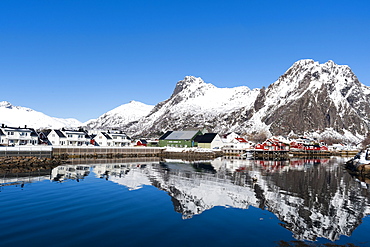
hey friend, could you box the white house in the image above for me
[109,131,131,147]
[0,126,39,146]
[47,129,67,145]
[47,129,90,146]
[93,132,113,146]
[223,132,241,143]
[93,131,131,147]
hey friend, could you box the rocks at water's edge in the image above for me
[0,156,65,174]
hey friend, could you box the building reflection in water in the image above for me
[48,157,370,242]
[51,165,90,182]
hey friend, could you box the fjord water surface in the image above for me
[0,157,369,247]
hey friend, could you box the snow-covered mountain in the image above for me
[122,59,369,143]
[3,59,368,141]
[0,101,82,129]
[85,100,154,130]
[125,76,260,136]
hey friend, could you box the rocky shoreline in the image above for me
[0,156,65,174]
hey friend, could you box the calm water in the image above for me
[1,157,369,247]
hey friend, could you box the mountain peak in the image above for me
[171,76,210,97]
[293,59,316,66]
[325,60,336,66]
[85,101,154,130]
[0,101,13,108]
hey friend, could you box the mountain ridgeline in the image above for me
[110,59,369,142]
[2,59,369,143]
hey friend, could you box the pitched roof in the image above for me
[159,131,173,140]
[55,130,67,138]
[164,131,200,140]
[139,139,148,144]
[101,132,112,140]
[197,133,218,143]
[30,129,38,137]
[193,135,203,143]
[235,138,248,143]
[0,129,5,136]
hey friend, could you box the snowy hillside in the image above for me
[254,59,370,138]
[122,59,370,143]
[85,100,154,130]
[4,59,367,142]
[126,76,260,136]
[0,101,82,129]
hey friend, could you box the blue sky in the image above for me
[1,0,369,122]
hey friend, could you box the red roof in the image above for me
[235,138,248,143]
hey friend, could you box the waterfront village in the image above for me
[0,124,360,156]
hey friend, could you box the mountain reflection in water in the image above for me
[3,157,370,244]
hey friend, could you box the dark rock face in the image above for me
[122,60,370,140]
[260,61,370,136]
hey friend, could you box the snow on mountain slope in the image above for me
[124,60,370,143]
[126,76,260,136]
[0,101,82,129]
[257,59,370,137]
[85,100,154,130]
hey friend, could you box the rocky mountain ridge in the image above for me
[122,59,369,143]
[2,59,369,143]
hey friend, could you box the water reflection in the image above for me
[2,157,370,242]
[51,165,90,182]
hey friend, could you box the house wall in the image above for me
[0,135,5,145]
[111,134,130,147]
[198,143,211,149]
[198,135,224,149]
[48,130,62,145]
[159,130,203,147]
[159,139,196,148]
[210,135,224,149]
[94,132,112,146]
[1,128,38,146]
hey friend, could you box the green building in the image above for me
[159,130,203,148]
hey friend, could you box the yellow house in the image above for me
[196,133,224,149]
